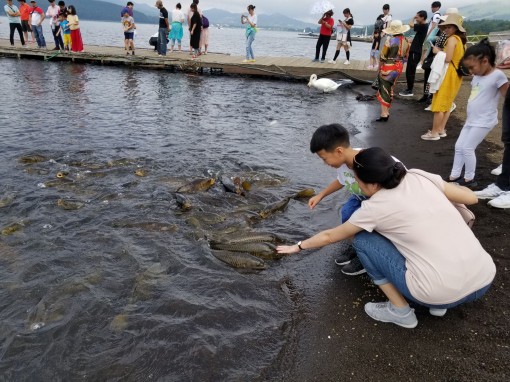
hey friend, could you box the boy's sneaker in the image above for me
[364,302,418,328]
[328,59,336,64]
[399,89,414,97]
[429,308,447,317]
[491,164,503,176]
[320,59,325,63]
[417,94,430,103]
[416,63,422,70]
[474,183,505,199]
[312,58,319,62]
[334,246,356,266]
[343,60,350,65]
[488,192,510,209]
[341,257,366,276]
[424,105,432,111]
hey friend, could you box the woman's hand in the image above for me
[432,46,441,54]
[276,244,300,254]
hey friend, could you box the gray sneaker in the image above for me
[364,302,418,328]
[334,246,356,266]
[341,257,366,275]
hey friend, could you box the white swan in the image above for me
[307,74,353,93]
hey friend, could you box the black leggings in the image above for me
[405,51,421,91]
[9,23,25,46]
[315,34,331,60]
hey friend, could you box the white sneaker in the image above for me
[450,102,456,113]
[429,308,447,317]
[474,183,505,200]
[242,59,249,63]
[364,302,418,329]
[488,192,510,209]
[367,65,374,69]
[491,164,503,176]
[328,59,336,64]
[417,63,422,70]
[343,60,350,65]
[424,105,432,111]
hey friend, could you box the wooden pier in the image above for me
[0,38,386,83]
[2,39,508,82]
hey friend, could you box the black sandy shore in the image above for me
[267,83,510,381]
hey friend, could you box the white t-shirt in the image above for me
[337,150,401,197]
[466,69,508,128]
[348,169,496,305]
[247,14,257,26]
[382,14,392,30]
[30,7,43,25]
[171,9,184,23]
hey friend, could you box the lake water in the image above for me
[0,16,371,60]
[0,18,376,381]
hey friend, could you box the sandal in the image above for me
[421,131,440,141]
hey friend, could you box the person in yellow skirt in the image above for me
[421,14,466,140]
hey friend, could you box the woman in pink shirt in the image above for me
[277,147,495,329]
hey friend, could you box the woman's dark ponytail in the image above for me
[381,162,406,189]
[464,37,496,67]
[353,147,406,189]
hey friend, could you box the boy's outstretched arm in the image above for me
[309,179,343,209]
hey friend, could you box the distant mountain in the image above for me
[459,0,510,20]
[63,0,155,23]
[200,8,317,31]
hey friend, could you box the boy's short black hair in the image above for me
[383,4,390,10]
[310,124,351,153]
[431,1,441,8]
[127,1,134,6]
[417,10,427,19]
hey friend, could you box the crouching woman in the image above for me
[277,147,495,328]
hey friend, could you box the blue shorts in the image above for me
[370,49,380,58]
[340,194,366,223]
[124,32,134,40]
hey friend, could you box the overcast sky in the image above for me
[136,0,483,24]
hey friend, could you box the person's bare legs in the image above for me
[431,110,451,136]
[380,104,390,117]
[378,283,409,307]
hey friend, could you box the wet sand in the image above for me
[270,82,510,381]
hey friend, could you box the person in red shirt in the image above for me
[313,9,334,63]
[17,0,34,44]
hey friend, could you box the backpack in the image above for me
[202,15,209,28]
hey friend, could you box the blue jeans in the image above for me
[157,27,168,55]
[353,231,492,309]
[32,24,46,48]
[246,32,255,59]
[340,194,366,223]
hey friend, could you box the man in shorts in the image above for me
[17,0,33,43]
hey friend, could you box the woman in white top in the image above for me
[278,147,496,329]
[169,2,185,52]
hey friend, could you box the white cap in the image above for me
[439,8,459,21]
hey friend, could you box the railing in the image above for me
[467,33,510,44]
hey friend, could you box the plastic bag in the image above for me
[496,40,510,69]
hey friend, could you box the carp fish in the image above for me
[210,232,283,245]
[57,199,84,210]
[176,178,215,193]
[212,250,267,270]
[209,241,280,260]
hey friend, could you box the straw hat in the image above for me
[439,14,465,33]
[382,20,410,35]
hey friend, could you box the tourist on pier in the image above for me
[155,0,169,56]
[67,5,83,52]
[46,0,62,50]
[121,1,133,17]
[57,0,65,17]
[55,12,69,50]
[277,147,496,329]
[375,20,410,122]
[399,10,428,97]
[122,7,135,55]
[418,1,442,69]
[475,81,510,208]
[189,2,201,58]
[447,39,508,188]
[29,0,46,48]
[379,4,392,46]
[241,4,257,63]
[368,24,381,69]
[169,2,184,52]
[17,0,34,44]
[187,0,201,54]
[200,13,209,54]
[4,0,25,46]
[329,8,353,65]
[421,14,466,140]
[312,9,333,63]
